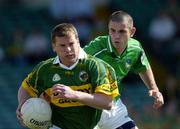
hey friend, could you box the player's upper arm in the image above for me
[132,49,150,73]
[21,61,45,97]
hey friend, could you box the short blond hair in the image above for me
[51,23,79,43]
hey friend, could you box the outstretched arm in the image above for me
[139,66,164,109]
[52,84,113,110]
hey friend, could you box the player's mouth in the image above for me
[114,41,120,44]
[66,54,74,58]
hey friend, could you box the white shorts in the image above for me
[49,125,62,129]
[95,98,133,129]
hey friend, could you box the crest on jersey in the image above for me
[79,71,88,82]
[125,59,131,68]
[52,73,61,82]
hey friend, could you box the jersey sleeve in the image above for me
[103,62,119,98]
[89,58,119,98]
[83,36,105,55]
[21,62,44,97]
[131,48,150,73]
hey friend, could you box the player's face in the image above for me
[108,20,135,52]
[52,34,80,66]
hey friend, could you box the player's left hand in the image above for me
[149,90,164,109]
[16,102,27,127]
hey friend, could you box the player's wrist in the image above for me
[69,90,80,101]
[148,86,159,91]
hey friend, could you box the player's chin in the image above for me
[68,58,77,64]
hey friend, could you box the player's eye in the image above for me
[118,30,127,34]
[69,42,74,46]
[110,29,115,33]
[56,44,65,47]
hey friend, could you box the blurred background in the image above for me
[0,0,179,129]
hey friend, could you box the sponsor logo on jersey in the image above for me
[58,98,77,104]
[110,81,118,91]
[79,71,88,82]
[65,71,74,75]
[52,73,61,82]
[51,84,92,107]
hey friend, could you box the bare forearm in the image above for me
[139,67,164,109]
[52,84,113,110]
[139,67,159,90]
[18,87,31,105]
[73,91,112,110]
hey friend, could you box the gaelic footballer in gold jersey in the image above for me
[16,23,119,129]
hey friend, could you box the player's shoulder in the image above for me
[33,57,55,71]
[98,58,115,72]
[93,35,109,43]
[128,38,143,51]
[84,54,106,67]
[85,54,99,62]
[95,35,108,40]
[94,57,111,67]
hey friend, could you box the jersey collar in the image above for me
[53,48,87,70]
[107,36,113,52]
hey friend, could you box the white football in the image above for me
[21,98,52,129]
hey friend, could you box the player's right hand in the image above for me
[40,92,51,103]
[149,90,164,109]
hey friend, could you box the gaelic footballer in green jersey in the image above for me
[17,23,119,129]
[84,10,163,129]
[21,49,119,129]
[84,36,150,129]
[84,36,150,92]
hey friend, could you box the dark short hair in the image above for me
[109,11,134,28]
[51,23,79,43]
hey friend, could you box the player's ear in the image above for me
[52,42,56,52]
[130,27,136,37]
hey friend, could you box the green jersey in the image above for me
[21,52,119,129]
[84,36,150,92]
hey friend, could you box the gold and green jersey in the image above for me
[21,53,119,129]
[84,36,150,92]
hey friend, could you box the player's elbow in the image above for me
[94,94,113,110]
[98,102,112,110]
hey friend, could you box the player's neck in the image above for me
[116,45,127,55]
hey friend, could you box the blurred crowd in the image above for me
[0,0,180,128]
